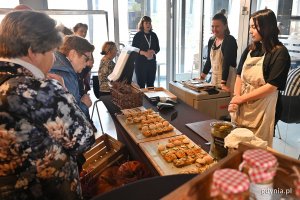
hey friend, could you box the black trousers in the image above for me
[135,59,157,88]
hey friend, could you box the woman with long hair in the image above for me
[229,9,291,147]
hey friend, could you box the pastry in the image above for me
[162,121,169,127]
[157,144,165,152]
[173,140,182,146]
[164,152,177,163]
[166,143,175,148]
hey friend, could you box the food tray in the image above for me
[116,114,182,144]
[141,87,177,101]
[162,143,300,200]
[120,106,146,116]
[182,80,214,92]
[139,135,215,176]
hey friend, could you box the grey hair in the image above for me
[0,10,62,58]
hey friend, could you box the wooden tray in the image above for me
[141,87,177,101]
[185,119,218,142]
[116,114,182,144]
[120,106,146,116]
[139,135,215,176]
[182,80,214,92]
[162,143,300,200]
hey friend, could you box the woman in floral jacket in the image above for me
[0,11,95,200]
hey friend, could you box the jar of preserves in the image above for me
[209,121,235,160]
[239,149,278,200]
[210,168,250,200]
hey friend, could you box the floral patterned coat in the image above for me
[0,61,95,200]
[98,58,115,92]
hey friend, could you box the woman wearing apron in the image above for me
[201,12,238,92]
[229,9,290,147]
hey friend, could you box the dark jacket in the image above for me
[132,31,160,63]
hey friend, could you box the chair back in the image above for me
[92,75,100,99]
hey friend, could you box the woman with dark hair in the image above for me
[0,11,95,199]
[228,9,290,147]
[201,12,238,92]
[98,41,117,95]
[132,16,160,88]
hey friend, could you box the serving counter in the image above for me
[99,94,213,176]
[169,81,231,119]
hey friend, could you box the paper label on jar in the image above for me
[250,182,273,200]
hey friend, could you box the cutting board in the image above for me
[116,114,182,144]
[185,119,218,142]
[139,135,213,176]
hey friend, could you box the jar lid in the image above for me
[211,168,250,196]
[242,149,277,169]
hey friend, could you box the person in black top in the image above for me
[228,9,290,147]
[200,12,237,92]
[132,16,160,88]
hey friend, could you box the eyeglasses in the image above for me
[82,54,90,62]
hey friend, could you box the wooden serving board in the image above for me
[185,119,218,142]
[141,87,177,101]
[139,135,212,176]
[120,106,146,116]
[116,114,182,144]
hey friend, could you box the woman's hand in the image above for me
[221,84,230,92]
[81,94,92,108]
[140,50,155,59]
[146,50,154,59]
[47,73,66,89]
[200,73,206,80]
[228,103,238,112]
[230,95,244,105]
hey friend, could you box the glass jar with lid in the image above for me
[209,121,235,160]
[210,168,250,200]
[239,149,278,200]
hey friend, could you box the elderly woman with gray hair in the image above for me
[50,35,95,120]
[0,11,95,199]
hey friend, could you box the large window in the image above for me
[173,0,241,82]
[174,0,202,81]
[48,0,88,9]
[0,1,19,21]
[47,0,113,72]
[118,0,167,87]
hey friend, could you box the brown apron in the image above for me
[210,39,236,93]
[231,52,277,146]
